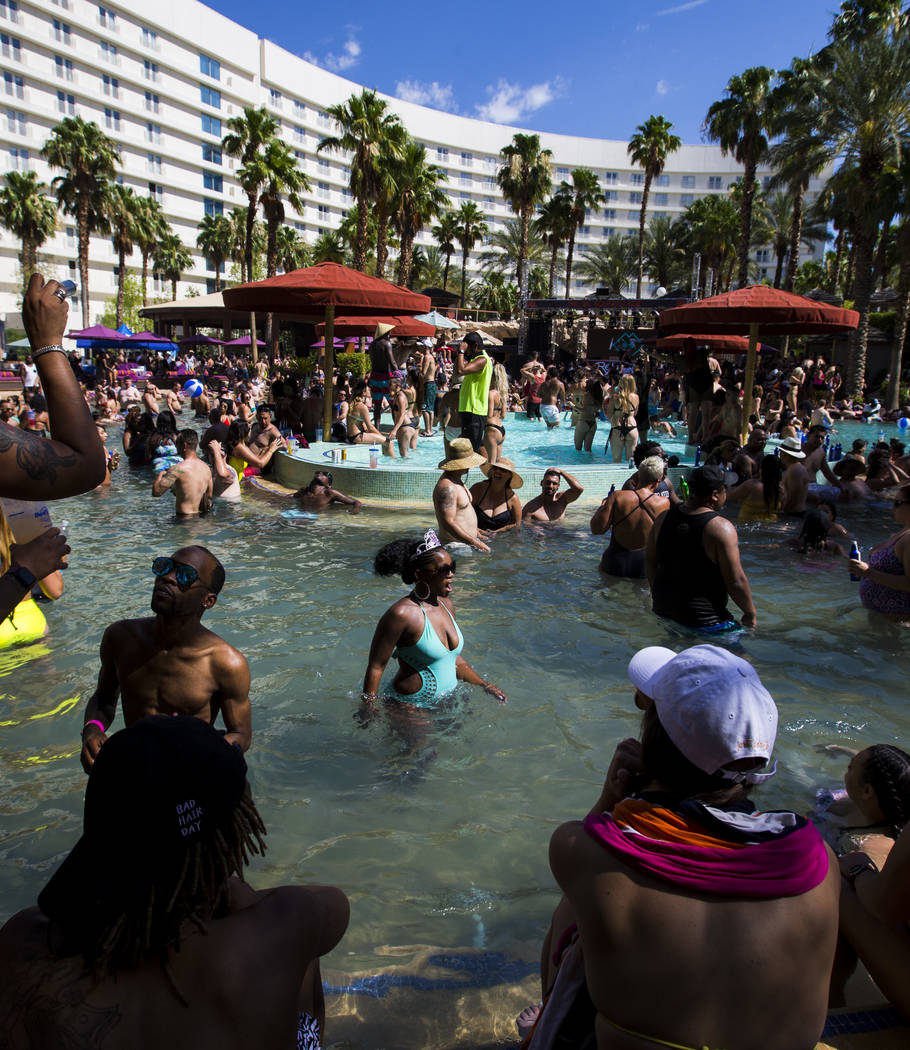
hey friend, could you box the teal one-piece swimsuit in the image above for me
[390,601,464,707]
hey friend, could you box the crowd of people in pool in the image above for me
[3,274,910,1049]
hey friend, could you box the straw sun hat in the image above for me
[479,457,524,489]
[438,438,486,471]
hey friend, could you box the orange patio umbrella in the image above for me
[658,286,859,442]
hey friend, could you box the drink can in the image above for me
[331,448,342,464]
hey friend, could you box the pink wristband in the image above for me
[83,719,105,735]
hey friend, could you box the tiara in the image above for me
[410,528,442,560]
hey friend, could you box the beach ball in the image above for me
[183,379,203,398]
[898,416,909,431]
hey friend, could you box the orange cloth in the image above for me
[612,798,746,851]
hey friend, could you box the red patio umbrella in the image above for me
[658,286,859,442]
[223,262,430,440]
[655,334,751,354]
[315,315,435,339]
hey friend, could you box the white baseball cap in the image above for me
[626,645,778,784]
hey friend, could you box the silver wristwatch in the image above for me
[32,344,66,360]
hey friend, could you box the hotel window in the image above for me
[3,72,23,98]
[7,108,26,134]
[102,74,119,97]
[201,114,220,136]
[0,0,19,22]
[318,181,329,199]
[200,85,220,108]
[756,248,771,263]
[294,149,305,163]
[317,156,329,170]
[203,198,223,216]
[55,55,73,79]
[147,152,161,173]
[461,151,472,166]
[144,91,159,113]
[143,60,159,81]
[631,173,644,185]
[202,143,221,165]
[294,125,305,142]
[317,204,329,220]
[317,109,329,125]
[294,99,305,116]
[460,173,470,185]
[602,227,615,237]
[680,193,694,206]
[294,221,305,232]
[98,5,116,29]
[100,41,118,63]
[436,146,448,159]
[629,192,643,205]
[603,172,618,184]
[603,208,616,220]
[269,88,282,107]
[148,182,163,202]
[146,122,160,144]
[199,54,220,80]
[656,174,670,187]
[141,27,157,49]
[707,175,723,190]
[51,0,70,6]
[9,145,27,169]
[103,107,120,131]
[604,190,617,202]
[557,167,568,177]
[627,210,639,220]
[203,171,222,192]
[654,193,668,207]
[52,20,70,44]
[681,174,695,188]
[57,90,75,115]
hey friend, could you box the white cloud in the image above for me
[635,22,651,31]
[476,78,566,124]
[303,35,362,73]
[656,79,670,96]
[395,79,458,113]
[655,0,708,14]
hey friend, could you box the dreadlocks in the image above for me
[863,744,910,839]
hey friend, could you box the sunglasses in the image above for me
[424,560,456,577]
[152,556,201,590]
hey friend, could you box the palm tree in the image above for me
[808,29,910,396]
[222,106,280,283]
[758,191,828,288]
[432,212,459,291]
[562,168,606,299]
[678,194,741,290]
[153,232,193,300]
[576,237,637,293]
[411,246,446,288]
[642,214,687,291]
[887,153,910,410]
[196,213,233,292]
[481,217,548,283]
[227,207,249,282]
[475,273,518,318]
[453,201,488,309]
[373,123,408,278]
[258,141,310,278]
[133,196,167,306]
[311,229,345,264]
[627,116,681,299]
[41,116,120,324]
[317,89,405,272]
[274,225,310,272]
[496,133,553,293]
[393,142,447,288]
[0,171,58,294]
[106,183,142,325]
[533,189,572,296]
[704,66,775,288]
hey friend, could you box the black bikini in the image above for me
[474,481,514,531]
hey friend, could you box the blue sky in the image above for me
[209,0,839,143]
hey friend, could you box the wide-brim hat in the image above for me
[374,322,395,338]
[777,436,806,459]
[479,457,523,489]
[438,437,486,471]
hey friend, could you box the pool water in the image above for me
[0,427,907,1048]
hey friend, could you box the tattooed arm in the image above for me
[0,274,107,500]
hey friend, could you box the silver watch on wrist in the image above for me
[32,344,66,360]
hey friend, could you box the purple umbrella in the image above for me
[222,335,265,347]
[68,324,125,341]
[309,337,346,349]
[178,334,224,346]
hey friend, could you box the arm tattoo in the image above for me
[0,424,76,484]
[438,487,457,509]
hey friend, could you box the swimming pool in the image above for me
[0,426,906,1047]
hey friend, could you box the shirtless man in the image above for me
[742,424,768,468]
[540,645,838,1050]
[591,456,669,577]
[118,377,141,410]
[438,385,463,460]
[522,468,584,524]
[79,545,252,772]
[294,470,362,513]
[2,716,348,1050]
[779,436,810,515]
[802,424,840,486]
[368,335,397,427]
[419,345,438,436]
[833,458,875,502]
[152,429,214,516]
[164,385,183,416]
[385,376,418,458]
[249,405,285,458]
[538,367,566,429]
[142,382,161,416]
[432,437,490,553]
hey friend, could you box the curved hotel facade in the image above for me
[0,0,827,328]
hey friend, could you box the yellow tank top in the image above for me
[458,353,492,416]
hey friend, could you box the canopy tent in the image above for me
[222,335,266,348]
[178,334,223,346]
[68,324,126,351]
[658,286,859,442]
[223,262,430,442]
[126,330,178,352]
[314,315,435,339]
[5,336,32,349]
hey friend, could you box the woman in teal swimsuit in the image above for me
[362,529,507,710]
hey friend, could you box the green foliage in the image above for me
[289,352,369,379]
[869,310,896,337]
[99,272,144,330]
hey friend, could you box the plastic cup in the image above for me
[314,427,323,443]
[369,447,379,468]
